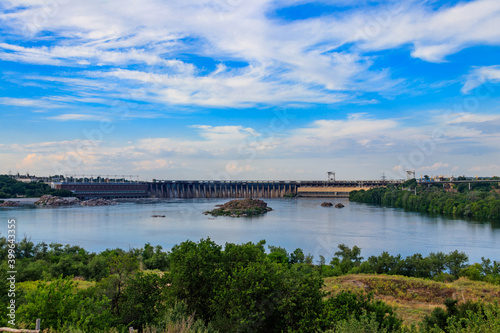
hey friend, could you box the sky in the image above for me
[1,0,500,181]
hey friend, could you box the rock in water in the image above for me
[34,195,78,206]
[335,203,345,208]
[321,202,333,207]
[80,198,115,206]
[205,198,272,217]
[0,201,19,207]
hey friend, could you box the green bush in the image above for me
[320,291,401,332]
[17,277,113,331]
[423,298,483,332]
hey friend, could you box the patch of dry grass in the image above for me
[323,274,500,326]
[17,278,95,292]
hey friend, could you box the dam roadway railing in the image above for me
[147,180,403,199]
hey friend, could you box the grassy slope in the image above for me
[323,274,500,326]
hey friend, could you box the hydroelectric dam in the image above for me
[147,180,403,199]
[53,178,402,199]
[53,177,498,200]
[52,173,499,200]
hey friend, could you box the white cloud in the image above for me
[1,0,498,109]
[0,0,399,107]
[0,97,39,107]
[2,109,500,179]
[225,162,255,175]
[462,65,500,93]
[355,0,500,62]
[15,151,101,173]
[0,97,62,108]
[410,44,460,63]
[1,140,99,153]
[133,159,174,171]
[468,164,500,173]
[287,113,400,152]
[445,112,500,124]
[417,162,450,172]
[190,125,259,141]
[135,125,266,156]
[0,42,189,67]
[47,113,108,121]
[97,65,349,107]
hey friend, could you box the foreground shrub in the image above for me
[319,291,401,332]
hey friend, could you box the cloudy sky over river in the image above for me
[1,0,500,180]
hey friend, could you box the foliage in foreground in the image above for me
[1,237,499,332]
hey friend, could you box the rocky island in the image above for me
[204,198,272,217]
[34,195,78,206]
[33,195,115,206]
[0,200,19,207]
[80,198,115,206]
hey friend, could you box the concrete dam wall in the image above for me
[148,181,298,198]
[147,180,396,198]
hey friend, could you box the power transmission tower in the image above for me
[406,170,415,180]
[327,171,335,182]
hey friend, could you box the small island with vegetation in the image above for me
[204,198,272,217]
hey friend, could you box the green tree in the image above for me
[267,245,289,264]
[212,261,285,332]
[330,244,364,274]
[141,243,170,271]
[290,248,305,264]
[120,271,170,330]
[445,250,468,278]
[17,277,113,331]
[168,238,223,323]
[366,252,400,274]
[101,251,140,316]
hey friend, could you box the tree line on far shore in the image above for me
[0,175,74,199]
[350,179,500,221]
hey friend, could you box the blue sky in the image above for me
[1,0,500,180]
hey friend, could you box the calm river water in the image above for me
[1,198,499,263]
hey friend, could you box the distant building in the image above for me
[51,182,149,199]
[15,178,37,183]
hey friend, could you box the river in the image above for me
[1,198,499,263]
